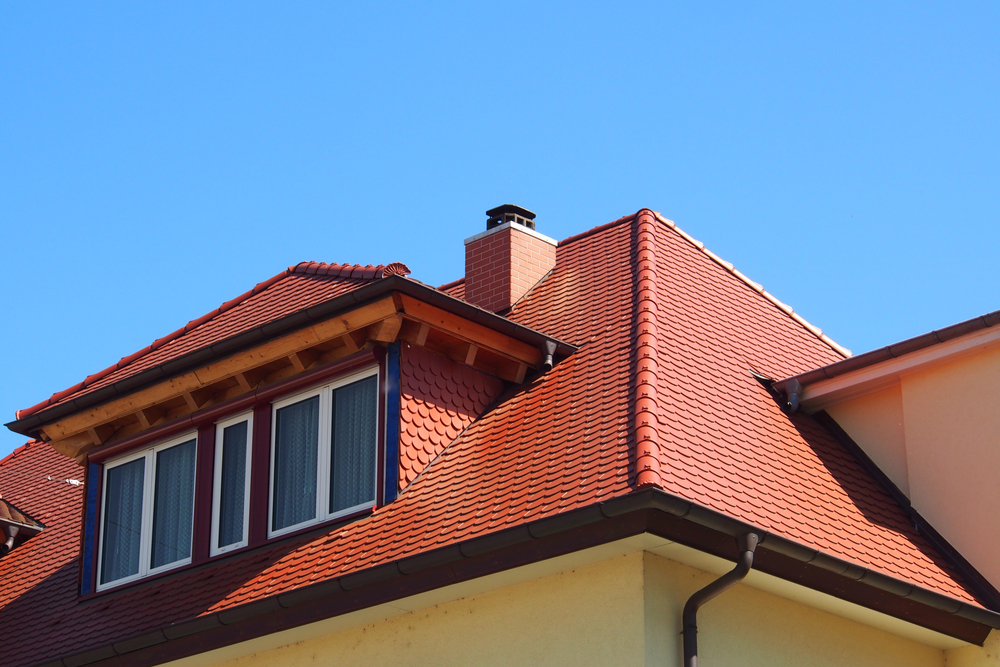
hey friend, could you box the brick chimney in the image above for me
[464,205,557,313]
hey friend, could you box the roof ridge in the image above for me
[437,276,465,291]
[15,261,410,420]
[557,212,638,247]
[633,211,663,489]
[291,261,411,280]
[0,440,38,468]
[651,211,852,359]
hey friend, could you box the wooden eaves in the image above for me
[6,277,576,464]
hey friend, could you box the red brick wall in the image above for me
[398,343,505,490]
[464,225,557,312]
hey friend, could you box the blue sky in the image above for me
[2,2,998,457]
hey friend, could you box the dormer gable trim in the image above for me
[9,278,575,465]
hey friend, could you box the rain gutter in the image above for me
[42,488,1000,667]
[774,308,1000,412]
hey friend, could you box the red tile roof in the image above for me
[437,277,465,300]
[0,210,990,665]
[15,262,410,420]
[0,442,83,638]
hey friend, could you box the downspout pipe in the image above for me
[0,525,19,557]
[682,532,759,667]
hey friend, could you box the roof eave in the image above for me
[6,276,577,438]
[774,309,1000,412]
[46,489,1000,667]
[0,517,44,537]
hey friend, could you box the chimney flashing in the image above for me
[464,221,558,247]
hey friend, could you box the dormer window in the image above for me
[211,412,253,556]
[89,360,386,593]
[98,433,197,589]
[269,368,378,537]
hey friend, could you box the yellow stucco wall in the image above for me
[642,552,943,667]
[827,384,909,495]
[182,550,1000,667]
[947,631,1000,666]
[199,553,647,667]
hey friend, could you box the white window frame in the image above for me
[210,411,254,557]
[268,366,380,538]
[96,431,198,591]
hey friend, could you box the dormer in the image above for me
[774,310,1000,593]
[6,259,573,594]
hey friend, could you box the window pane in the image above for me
[330,376,378,514]
[100,458,145,585]
[218,421,249,549]
[273,396,319,531]
[150,439,197,569]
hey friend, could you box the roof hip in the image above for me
[634,210,663,489]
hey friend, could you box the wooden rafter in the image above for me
[235,372,253,393]
[464,344,479,367]
[41,297,401,459]
[87,425,115,446]
[414,322,430,347]
[397,295,541,367]
[367,315,403,343]
[41,291,555,461]
[288,352,306,373]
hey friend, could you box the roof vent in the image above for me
[486,204,536,231]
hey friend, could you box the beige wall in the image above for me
[827,384,909,495]
[828,345,1000,591]
[947,631,1000,666]
[903,346,1000,590]
[180,549,1000,667]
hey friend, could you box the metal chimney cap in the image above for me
[486,204,536,220]
[486,204,537,231]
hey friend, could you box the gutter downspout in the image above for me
[0,525,19,557]
[682,532,759,667]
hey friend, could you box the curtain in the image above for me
[100,458,145,584]
[273,396,319,531]
[330,376,377,514]
[150,439,196,569]
[218,420,248,548]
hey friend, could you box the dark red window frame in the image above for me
[82,347,387,598]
